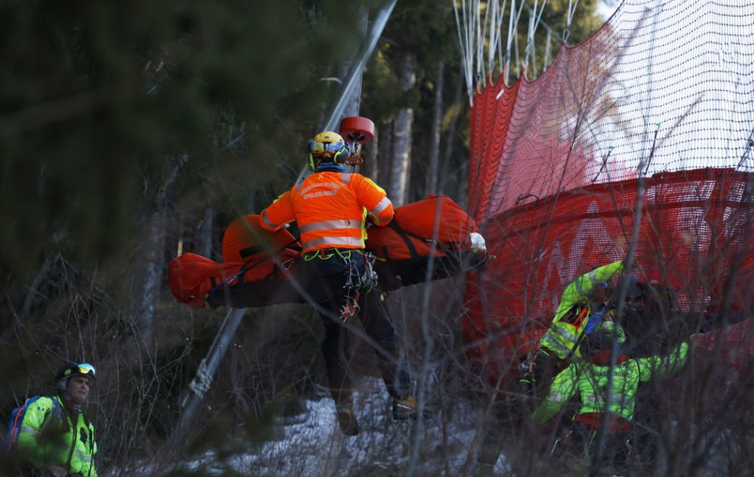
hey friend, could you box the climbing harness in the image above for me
[302,248,380,323]
[340,251,379,322]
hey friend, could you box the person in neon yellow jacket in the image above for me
[539,259,626,360]
[13,363,98,477]
[522,259,627,391]
[532,322,690,462]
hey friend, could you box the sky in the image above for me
[596,0,621,21]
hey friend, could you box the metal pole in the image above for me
[295,0,398,184]
[174,308,246,439]
[171,0,398,446]
[322,1,396,131]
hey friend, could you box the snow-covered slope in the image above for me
[181,378,510,476]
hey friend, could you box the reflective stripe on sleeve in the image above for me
[541,324,580,358]
[541,336,575,359]
[549,392,567,402]
[299,220,362,234]
[550,323,579,343]
[260,210,279,229]
[75,450,93,463]
[19,426,38,436]
[302,236,364,250]
[370,197,391,216]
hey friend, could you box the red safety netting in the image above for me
[462,0,754,385]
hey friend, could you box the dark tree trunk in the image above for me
[196,206,214,259]
[132,157,182,350]
[364,126,380,181]
[377,120,393,188]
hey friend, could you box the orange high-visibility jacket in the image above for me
[259,171,394,253]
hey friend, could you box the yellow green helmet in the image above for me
[308,131,349,171]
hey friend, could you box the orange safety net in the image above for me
[461,0,754,385]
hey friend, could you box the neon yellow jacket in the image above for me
[17,395,97,477]
[532,342,690,424]
[539,260,624,359]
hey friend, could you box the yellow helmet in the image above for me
[308,131,349,171]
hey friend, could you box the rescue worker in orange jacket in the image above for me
[259,131,414,436]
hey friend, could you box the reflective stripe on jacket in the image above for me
[532,342,690,424]
[540,260,624,359]
[259,172,394,253]
[17,395,97,477]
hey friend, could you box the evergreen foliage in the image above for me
[0,0,373,274]
[0,0,619,474]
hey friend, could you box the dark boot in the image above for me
[392,395,434,420]
[336,403,359,436]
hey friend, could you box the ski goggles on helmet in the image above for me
[65,363,96,378]
[308,140,346,158]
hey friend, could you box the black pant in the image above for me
[567,422,633,468]
[520,349,568,404]
[297,250,410,406]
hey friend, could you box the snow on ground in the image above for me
[181,377,510,476]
